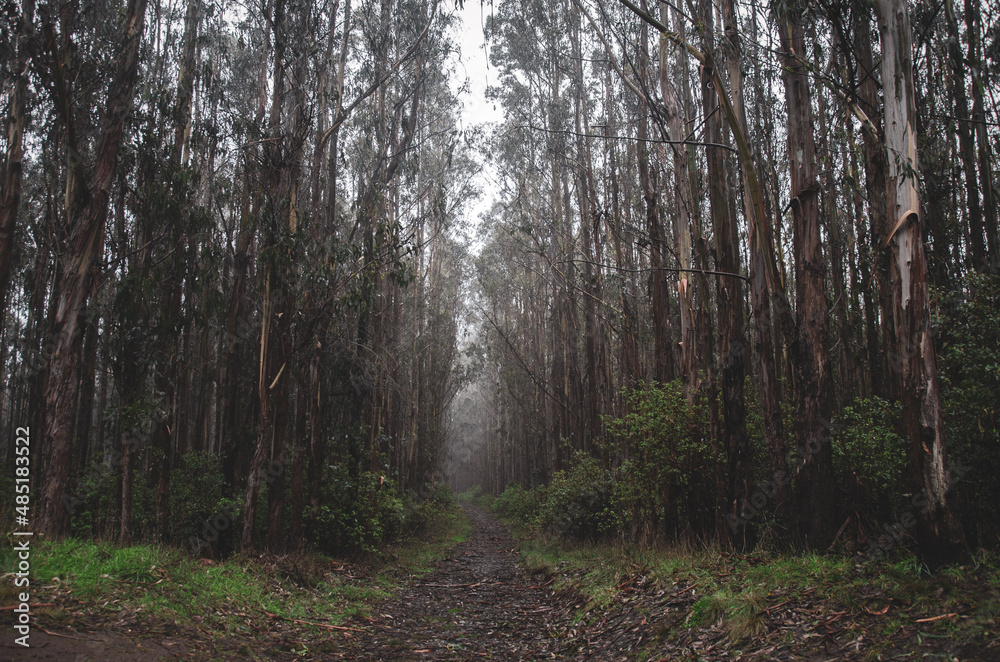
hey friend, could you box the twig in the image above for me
[828,515,854,551]
[263,611,365,632]
[821,611,847,627]
[763,599,792,614]
[617,576,636,589]
[915,613,957,623]
[0,603,56,610]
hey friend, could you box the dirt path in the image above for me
[339,505,568,660]
[2,507,591,661]
[7,507,997,660]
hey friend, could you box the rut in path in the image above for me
[343,506,571,661]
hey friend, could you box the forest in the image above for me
[1,0,1000,655]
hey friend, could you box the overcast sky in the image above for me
[452,1,502,127]
[450,1,503,247]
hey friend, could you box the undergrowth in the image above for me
[517,536,1000,653]
[0,497,469,637]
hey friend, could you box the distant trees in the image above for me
[457,0,998,566]
[1,0,470,554]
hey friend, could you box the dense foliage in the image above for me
[445,0,1000,565]
[0,0,471,555]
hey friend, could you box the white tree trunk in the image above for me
[877,0,967,568]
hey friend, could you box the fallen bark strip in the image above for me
[763,599,792,613]
[262,610,366,632]
[915,613,957,623]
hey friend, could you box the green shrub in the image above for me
[402,498,437,536]
[603,380,718,541]
[831,396,907,522]
[169,451,229,546]
[305,468,405,554]
[430,482,456,507]
[936,273,1000,544]
[70,462,126,538]
[402,483,456,536]
[492,483,539,525]
[537,452,618,541]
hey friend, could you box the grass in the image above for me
[514,534,1000,653]
[0,500,471,639]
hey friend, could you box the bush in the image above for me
[936,273,1000,544]
[305,467,405,554]
[169,451,229,546]
[537,452,618,541]
[603,380,718,541]
[492,483,539,525]
[402,484,457,536]
[831,397,907,523]
[430,482,456,507]
[62,453,158,541]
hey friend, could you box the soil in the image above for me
[337,505,567,660]
[4,506,999,661]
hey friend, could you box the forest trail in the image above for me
[8,507,995,660]
[2,508,665,661]
[340,505,568,660]
[340,506,702,661]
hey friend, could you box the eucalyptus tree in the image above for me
[0,0,32,318]
[876,0,968,567]
[772,0,838,549]
[38,0,150,538]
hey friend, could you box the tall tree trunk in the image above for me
[722,0,789,527]
[697,0,750,550]
[943,0,985,271]
[814,49,854,401]
[0,0,33,315]
[660,4,696,400]
[243,0,289,551]
[853,12,893,399]
[570,3,601,450]
[38,0,149,538]
[152,0,201,543]
[676,5,721,536]
[876,0,968,568]
[964,0,998,271]
[776,3,837,549]
[267,17,310,552]
[289,379,307,547]
[637,17,670,386]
